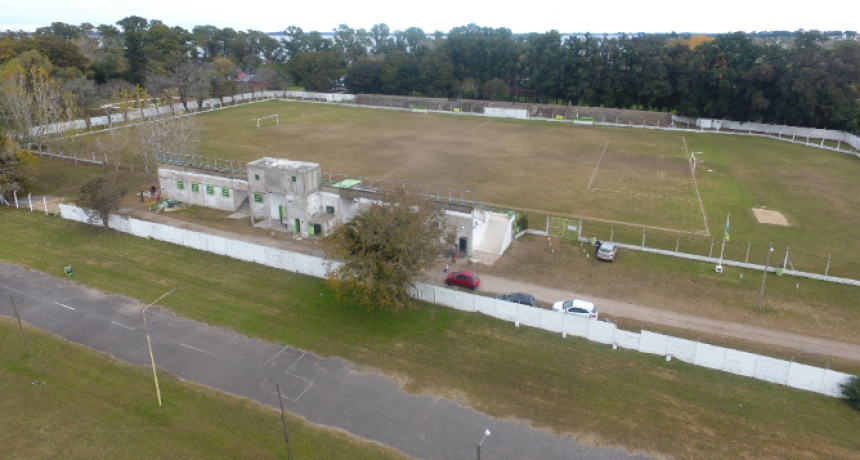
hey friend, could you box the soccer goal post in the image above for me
[253,115,279,128]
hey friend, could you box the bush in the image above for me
[842,376,860,409]
[515,212,529,232]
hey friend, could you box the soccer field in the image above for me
[191,101,860,277]
[196,101,707,233]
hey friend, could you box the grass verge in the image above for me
[0,317,409,459]
[1,210,859,459]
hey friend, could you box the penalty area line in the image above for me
[683,136,710,237]
[587,141,610,189]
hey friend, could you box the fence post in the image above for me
[43,197,48,215]
[745,243,750,263]
[610,225,614,242]
[675,234,680,253]
[641,230,646,248]
[709,239,714,258]
[545,215,549,234]
[27,194,32,212]
[825,255,831,276]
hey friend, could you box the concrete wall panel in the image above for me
[638,330,669,356]
[614,330,640,350]
[540,310,565,333]
[129,219,154,239]
[185,231,206,251]
[225,239,255,262]
[787,362,827,393]
[475,296,496,317]
[564,315,590,338]
[453,291,477,312]
[205,234,228,255]
[722,349,758,377]
[693,343,728,370]
[494,301,518,323]
[667,337,698,363]
[587,320,616,345]
[517,305,542,328]
[434,287,456,308]
[754,356,791,385]
[821,370,853,398]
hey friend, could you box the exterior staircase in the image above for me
[472,213,514,264]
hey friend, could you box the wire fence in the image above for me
[156,152,246,177]
[569,219,860,281]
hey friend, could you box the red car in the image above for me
[445,270,480,290]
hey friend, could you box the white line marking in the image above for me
[111,321,135,330]
[54,302,74,310]
[179,343,211,354]
[270,379,315,403]
[293,381,313,402]
[263,346,291,366]
[587,141,610,189]
[286,351,307,373]
[4,287,25,294]
[683,137,710,236]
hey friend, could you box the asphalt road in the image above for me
[0,263,654,460]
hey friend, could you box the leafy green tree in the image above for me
[323,189,454,311]
[419,50,454,97]
[370,23,392,54]
[286,51,340,91]
[345,57,382,93]
[380,51,419,95]
[116,16,148,85]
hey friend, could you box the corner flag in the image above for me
[723,213,730,242]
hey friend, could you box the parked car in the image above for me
[496,292,537,307]
[445,270,480,290]
[596,242,618,261]
[552,299,598,320]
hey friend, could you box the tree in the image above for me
[0,61,67,149]
[0,134,39,202]
[63,77,99,128]
[323,189,455,311]
[286,51,340,91]
[345,57,382,94]
[76,176,127,228]
[842,376,860,410]
[419,50,454,97]
[117,16,149,85]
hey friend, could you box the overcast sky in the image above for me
[4,0,859,34]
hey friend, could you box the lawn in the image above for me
[2,209,859,459]
[0,317,410,459]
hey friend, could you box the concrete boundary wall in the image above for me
[52,204,855,398]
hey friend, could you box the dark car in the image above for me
[445,270,480,290]
[496,292,537,307]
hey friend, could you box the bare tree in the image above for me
[0,62,65,150]
[77,176,127,228]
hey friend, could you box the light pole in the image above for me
[142,288,177,406]
[758,246,774,310]
[477,429,491,460]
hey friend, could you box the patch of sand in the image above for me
[752,208,789,226]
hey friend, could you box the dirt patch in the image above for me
[752,207,789,226]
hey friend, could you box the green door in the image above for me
[279,206,285,221]
[294,218,300,233]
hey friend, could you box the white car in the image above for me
[552,299,598,320]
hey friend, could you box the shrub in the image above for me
[841,376,860,410]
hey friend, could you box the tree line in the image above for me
[1,19,859,135]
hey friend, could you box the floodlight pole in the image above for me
[477,429,491,460]
[142,288,177,406]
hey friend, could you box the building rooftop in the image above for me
[246,157,319,172]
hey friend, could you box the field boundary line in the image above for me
[478,201,704,235]
[683,137,710,237]
[587,141,610,189]
[380,120,490,179]
[588,187,700,202]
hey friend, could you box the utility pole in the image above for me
[758,245,774,309]
[11,297,33,358]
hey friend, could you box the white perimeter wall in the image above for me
[57,203,855,399]
[484,107,529,119]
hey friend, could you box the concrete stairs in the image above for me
[475,214,511,255]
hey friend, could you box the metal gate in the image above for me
[547,217,581,240]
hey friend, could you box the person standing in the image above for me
[139,191,144,202]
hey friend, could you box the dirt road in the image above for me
[468,274,860,363]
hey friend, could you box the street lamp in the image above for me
[142,288,177,406]
[758,246,774,310]
[477,429,491,460]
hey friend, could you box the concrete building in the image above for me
[158,156,515,261]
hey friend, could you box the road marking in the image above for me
[3,287,25,294]
[263,346,291,366]
[286,351,307,373]
[587,141,610,189]
[111,321,135,330]
[54,302,74,310]
[179,343,210,354]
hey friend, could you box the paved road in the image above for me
[0,263,653,460]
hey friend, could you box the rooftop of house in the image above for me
[247,157,319,172]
